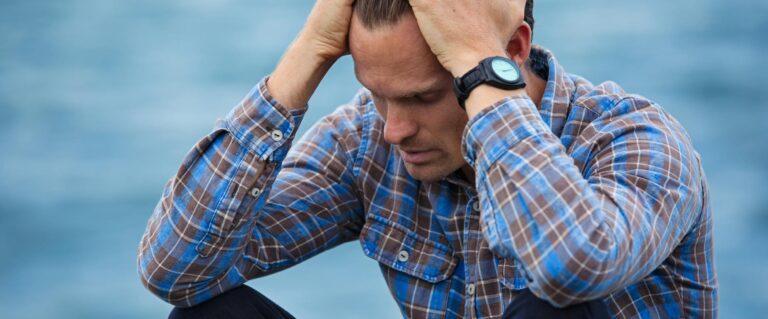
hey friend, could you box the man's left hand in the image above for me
[407,0,526,77]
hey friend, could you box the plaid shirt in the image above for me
[138,47,716,318]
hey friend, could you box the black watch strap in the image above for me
[453,56,526,109]
[453,67,486,109]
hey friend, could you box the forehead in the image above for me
[349,12,450,98]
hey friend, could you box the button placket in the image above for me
[466,282,478,318]
[472,200,480,212]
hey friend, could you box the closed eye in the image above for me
[416,91,442,104]
[370,88,446,107]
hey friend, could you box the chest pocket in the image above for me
[359,214,457,283]
[497,257,529,290]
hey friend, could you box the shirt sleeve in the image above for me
[137,78,365,307]
[463,96,705,306]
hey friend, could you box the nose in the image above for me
[383,104,418,145]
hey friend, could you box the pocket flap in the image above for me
[360,214,456,283]
[498,257,528,290]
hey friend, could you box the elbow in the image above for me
[525,266,600,307]
[138,262,218,307]
[137,254,198,307]
[526,262,618,308]
[137,203,211,307]
[137,242,237,308]
[138,270,176,306]
[525,232,626,307]
[137,240,210,307]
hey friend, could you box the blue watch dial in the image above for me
[491,58,520,82]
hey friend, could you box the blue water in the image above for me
[1,0,766,318]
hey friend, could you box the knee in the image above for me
[503,289,611,319]
[168,285,293,319]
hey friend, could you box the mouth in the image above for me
[400,148,437,164]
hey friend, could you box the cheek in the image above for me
[447,115,469,150]
[430,103,469,148]
[438,103,469,135]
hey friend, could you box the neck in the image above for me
[460,164,475,185]
[522,66,546,109]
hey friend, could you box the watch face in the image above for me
[491,58,520,82]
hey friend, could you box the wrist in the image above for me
[295,32,345,66]
[448,48,508,77]
[268,39,336,110]
[464,86,526,119]
[452,55,528,118]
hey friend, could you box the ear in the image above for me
[505,22,533,66]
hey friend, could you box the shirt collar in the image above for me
[532,45,577,137]
[444,170,474,189]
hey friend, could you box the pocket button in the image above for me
[397,250,410,262]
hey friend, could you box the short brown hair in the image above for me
[353,0,546,79]
[354,0,535,35]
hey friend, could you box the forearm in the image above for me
[268,0,354,109]
[268,36,336,110]
[467,97,701,306]
[138,0,357,306]
[138,81,306,306]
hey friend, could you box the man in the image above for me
[138,0,717,318]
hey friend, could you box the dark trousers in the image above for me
[169,285,610,319]
[502,289,611,319]
[168,286,295,319]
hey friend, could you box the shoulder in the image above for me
[290,89,379,163]
[302,89,373,139]
[569,77,694,146]
[571,78,650,117]
[567,77,703,189]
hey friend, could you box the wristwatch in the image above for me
[453,56,526,109]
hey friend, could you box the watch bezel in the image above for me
[486,57,523,87]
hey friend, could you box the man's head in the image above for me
[350,0,537,182]
[354,0,535,34]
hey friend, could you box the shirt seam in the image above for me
[195,144,248,255]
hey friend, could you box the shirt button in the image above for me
[472,201,480,212]
[270,130,284,142]
[250,187,261,197]
[467,283,476,295]
[397,250,409,262]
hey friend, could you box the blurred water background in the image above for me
[1,0,766,318]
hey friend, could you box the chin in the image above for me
[404,162,456,183]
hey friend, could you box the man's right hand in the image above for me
[300,0,355,62]
[268,0,354,110]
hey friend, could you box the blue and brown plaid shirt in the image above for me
[138,47,717,318]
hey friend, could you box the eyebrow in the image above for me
[366,78,446,100]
